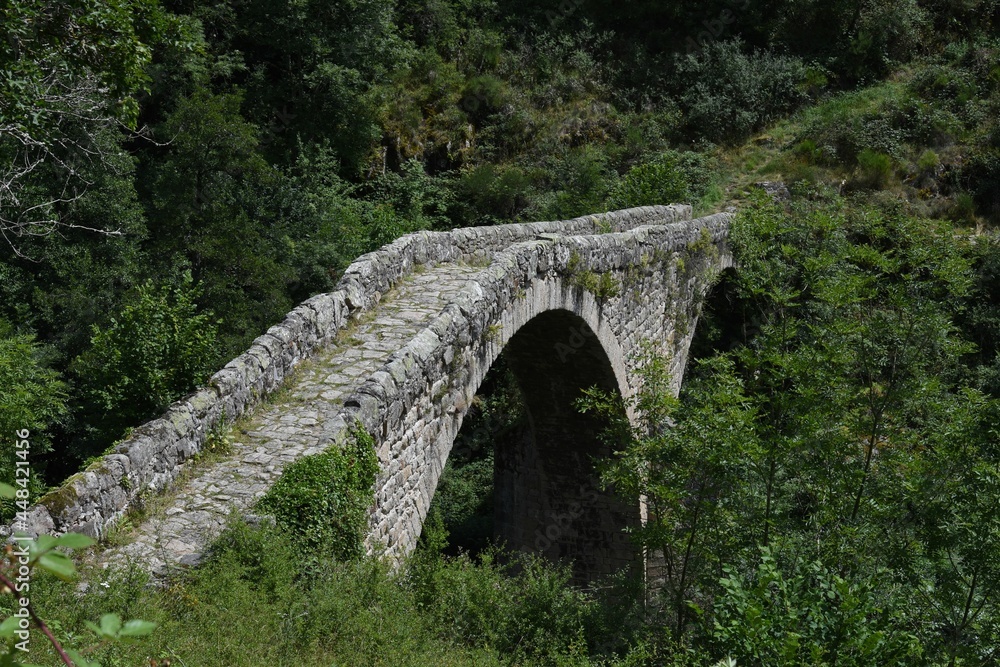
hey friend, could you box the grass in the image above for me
[21,518,648,667]
[701,69,998,232]
[715,81,909,201]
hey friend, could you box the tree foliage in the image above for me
[0,325,67,509]
[0,0,169,246]
[71,272,218,456]
[585,191,1000,663]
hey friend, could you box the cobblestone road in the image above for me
[98,264,485,576]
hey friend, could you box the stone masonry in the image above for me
[6,205,731,583]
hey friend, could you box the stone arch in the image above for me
[390,270,643,584]
[361,214,733,584]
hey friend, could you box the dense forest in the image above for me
[4,0,1000,664]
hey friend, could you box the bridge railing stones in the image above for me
[7,204,694,541]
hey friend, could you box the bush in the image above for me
[407,547,599,665]
[607,153,690,208]
[606,149,717,210]
[257,424,379,561]
[674,40,810,144]
[71,272,218,458]
[450,163,536,225]
[711,549,922,666]
[855,148,894,188]
[951,191,978,223]
[0,325,67,515]
[962,146,1000,221]
[540,145,615,220]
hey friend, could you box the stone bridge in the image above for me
[13,205,732,583]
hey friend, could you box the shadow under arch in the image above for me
[459,308,642,585]
[686,265,744,363]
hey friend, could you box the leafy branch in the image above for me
[0,483,154,667]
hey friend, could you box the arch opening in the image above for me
[429,309,641,585]
[687,266,743,365]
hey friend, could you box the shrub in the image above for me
[674,40,810,144]
[951,191,978,223]
[451,163,536,225]
[855,149,894,188]
[607,153,690,208]
[918,148,940,172]
[408,548,596,664]
[257,424,378,561]
[71,272,218,458]
[540,145,615,220]
[796,84,929,169]
[962,147,1000,221]
[711,549,922,666]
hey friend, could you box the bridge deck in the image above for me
[99,262,485,575]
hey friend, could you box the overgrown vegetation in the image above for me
[580,189,1000,664]
[258,424,379,562]
[16,518,653,667]
[5,0,1000,664]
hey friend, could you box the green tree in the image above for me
[590,191,1000,661]
[0,324,67,512]
[711,548,922,665]
[0,0,168,246]
[580,352,759,641]
[72,272,218,458]
[144,88,294,357]
[188,0,405,173]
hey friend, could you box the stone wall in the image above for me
[5,205,694,540]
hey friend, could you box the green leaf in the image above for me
[99,613,122,638]
[119,619,156,637]
[35,551,76,580]
[0,484,15,500]
[54,533,96,550]
[31,535,56,557]
[0,616,21,640]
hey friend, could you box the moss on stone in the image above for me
[40,479,82,518]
